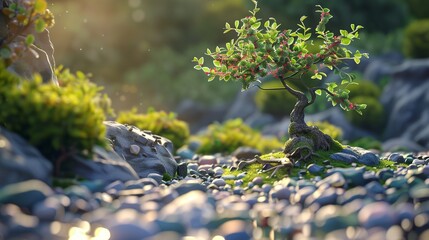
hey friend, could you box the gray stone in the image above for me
[32,196,65,221]
[71,146,139,183]
[358,152,380,166]
[104,121,177,178]
[198,155,217,165]
[317,172,347,188]
[327,167,366,186]
[212,178,226,187]
[147,173,163,185]
[365,181,385,195]
[0,127,53,187]
[388,153,405,163]
[307,164,324,174]
[177,162,188,178]
[159,191,215,229]
[382,137,425,152]
[358,202,397,229]
[176,147,195,160]
[231,147,261,160]
[330,152,357,164]
[172,180,207,195]
[0,180,53,209]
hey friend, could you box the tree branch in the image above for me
[254,85,286,91]
[307,87,336,106]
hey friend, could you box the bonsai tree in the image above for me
[193,0,368,165]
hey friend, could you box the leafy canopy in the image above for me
[193,0,368,114]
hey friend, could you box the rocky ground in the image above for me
[1,148,429,240]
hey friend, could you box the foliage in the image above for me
[0,0,54,65]
[194,118,282,154]
[403,19,429,59]
[254,81,296,117]
[406,0,429,19]
[0,64,110,162]
[346,79,381,100]
[345,96,385,132]
[348,137,382,150]
[308,121,343,140]
[116,108,190,150]
[194,0,368,115]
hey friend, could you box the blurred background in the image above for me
[47,0,429,151]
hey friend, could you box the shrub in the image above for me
[116,108,190,150]
[345,96,385,132]
[255,81,296,118]
[308,121,343,140]
[403,19,429,59]
[0,65,111,162]
[346,79,381,100]
[194,118,282,154]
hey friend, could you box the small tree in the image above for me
[193,0,368,164]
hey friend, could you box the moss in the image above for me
[117,108,190,150]
[349,137,382,150]
[193,118,283,154]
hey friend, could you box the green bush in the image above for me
[345,96,385,132]
[346,79,381,100]
[255,81,296,118]
[194,119,282,154]
[406,0,429,19]
[403,19,429,59]
[308,121,343,140]
[116,108,190,150]
[0,65,110,162]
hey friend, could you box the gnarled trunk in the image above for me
[280,80,334,163]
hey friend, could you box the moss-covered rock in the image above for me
[308,121,343,140]
[346,79,381,100]
[116,108,190,150]
[194,118,282,154]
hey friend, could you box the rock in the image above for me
[104,121,177,178]
[231,147,261,160]
[358,202,397,229]
[198,155,218,166]
[177,162,188,178]
[381,59,429,147]
[358,152,380,166]
[224,87,258,121]
[330,152,357,164]
[316,172,347,188]
[387,153,405,163]
[176,147,195,160]
[32,196,65,221]
[244,111,277,129]
[212,178,226,187]
[327,167,365,186]
[0,180,53,209]
[382,137,426,152]
[307,164,324,174]
[0,127,53,187]
[71,146,139,183]
[159,191,216,229]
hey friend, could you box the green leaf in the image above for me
[194,65,202,70]
[198,57,204,65]
[341,37,351,45]
[202,67,210,73]
[206,48,211,55]
[25,34,35,46]
[340,30,348,36]
[350,24,355,31]
[35,19,47,32]
[300,16,307,23]
[264,20,270,28]
[251,22,261,30]
[354,56,361,64]
[303,33,311,41]
[213,60,221,68]
[235,20,240,28]
[34,0,47,14]
[315,89,322,95]
[341,80,349,85]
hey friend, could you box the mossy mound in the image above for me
[308,121,343,141]
[346,80,381,100]
[403,19,429,58]
[194,118,283,155]
[345,96,385,132]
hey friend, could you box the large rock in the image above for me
[0,127,52,188]
[71,146,139,183]
[381,59,429,148]
[104,121,178,178]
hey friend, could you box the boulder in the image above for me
[71,146,139,183]
[104,121,178,178]
[381,59,429,145]
[0,127,52,188]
